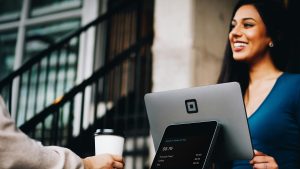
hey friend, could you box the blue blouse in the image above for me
[232,73,300,169]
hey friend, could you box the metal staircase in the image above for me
[0,0,154,169]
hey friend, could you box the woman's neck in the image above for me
[248,56,282,83]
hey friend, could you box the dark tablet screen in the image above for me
[150,121,219,169]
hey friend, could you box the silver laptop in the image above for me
[145,82,253,161]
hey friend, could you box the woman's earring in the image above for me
[269,42,274,48]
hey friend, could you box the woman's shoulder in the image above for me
[282,72,300,79]
[280,72,300,86]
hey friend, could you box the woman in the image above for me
[218,0,300,169]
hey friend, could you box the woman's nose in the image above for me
[230,26,242,37]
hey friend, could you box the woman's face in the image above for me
[229,4,272,63]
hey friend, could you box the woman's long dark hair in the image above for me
[217,0,288,95]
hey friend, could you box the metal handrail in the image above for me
[20,35,152,133]
[2,1,153,168]
[0,0,136,90]
[0,0,141,128]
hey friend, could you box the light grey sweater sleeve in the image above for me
[0,97,85,169]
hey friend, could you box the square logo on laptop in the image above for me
[185,99,198,113]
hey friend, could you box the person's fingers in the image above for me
[112,161,125,169]
[254,149,266,156]
[111,155,124,162]
[251,155,269,163]
[254,156,276,163]
[250,150,270,164]
[253,162,278,169]
[249,153,278,169]
[250,156,264,164]
[252,162,267,169]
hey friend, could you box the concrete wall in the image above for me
[152,0,195,92]
[152,0,238,92]
[193,0,238,85]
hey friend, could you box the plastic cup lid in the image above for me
[94,128,124,137]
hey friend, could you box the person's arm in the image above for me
[0,96,84,169]
[0,97,124,169]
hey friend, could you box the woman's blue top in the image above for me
[232,73,300,169]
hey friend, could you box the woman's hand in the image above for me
[83,154,125,169]
[249,150,278,169]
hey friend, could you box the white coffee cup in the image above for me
[94,129,125,156]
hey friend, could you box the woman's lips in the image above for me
[233,46,245,52]
[232,42,247,52]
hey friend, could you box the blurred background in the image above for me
[0,0,299,169]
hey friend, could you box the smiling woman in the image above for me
[217,0,300,169]
[229,5,272,64]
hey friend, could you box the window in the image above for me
[0,0,98,126]
[24,19,80,62]
[0,0,22,23]
[0,30,17,80]
[30,0,82,18]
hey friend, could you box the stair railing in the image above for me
[0,0,138,127]
[20,35,153,168]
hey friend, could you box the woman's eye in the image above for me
[244,23,254,28]
[230,24,236,30]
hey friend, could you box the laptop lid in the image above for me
[145,82,253,161]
